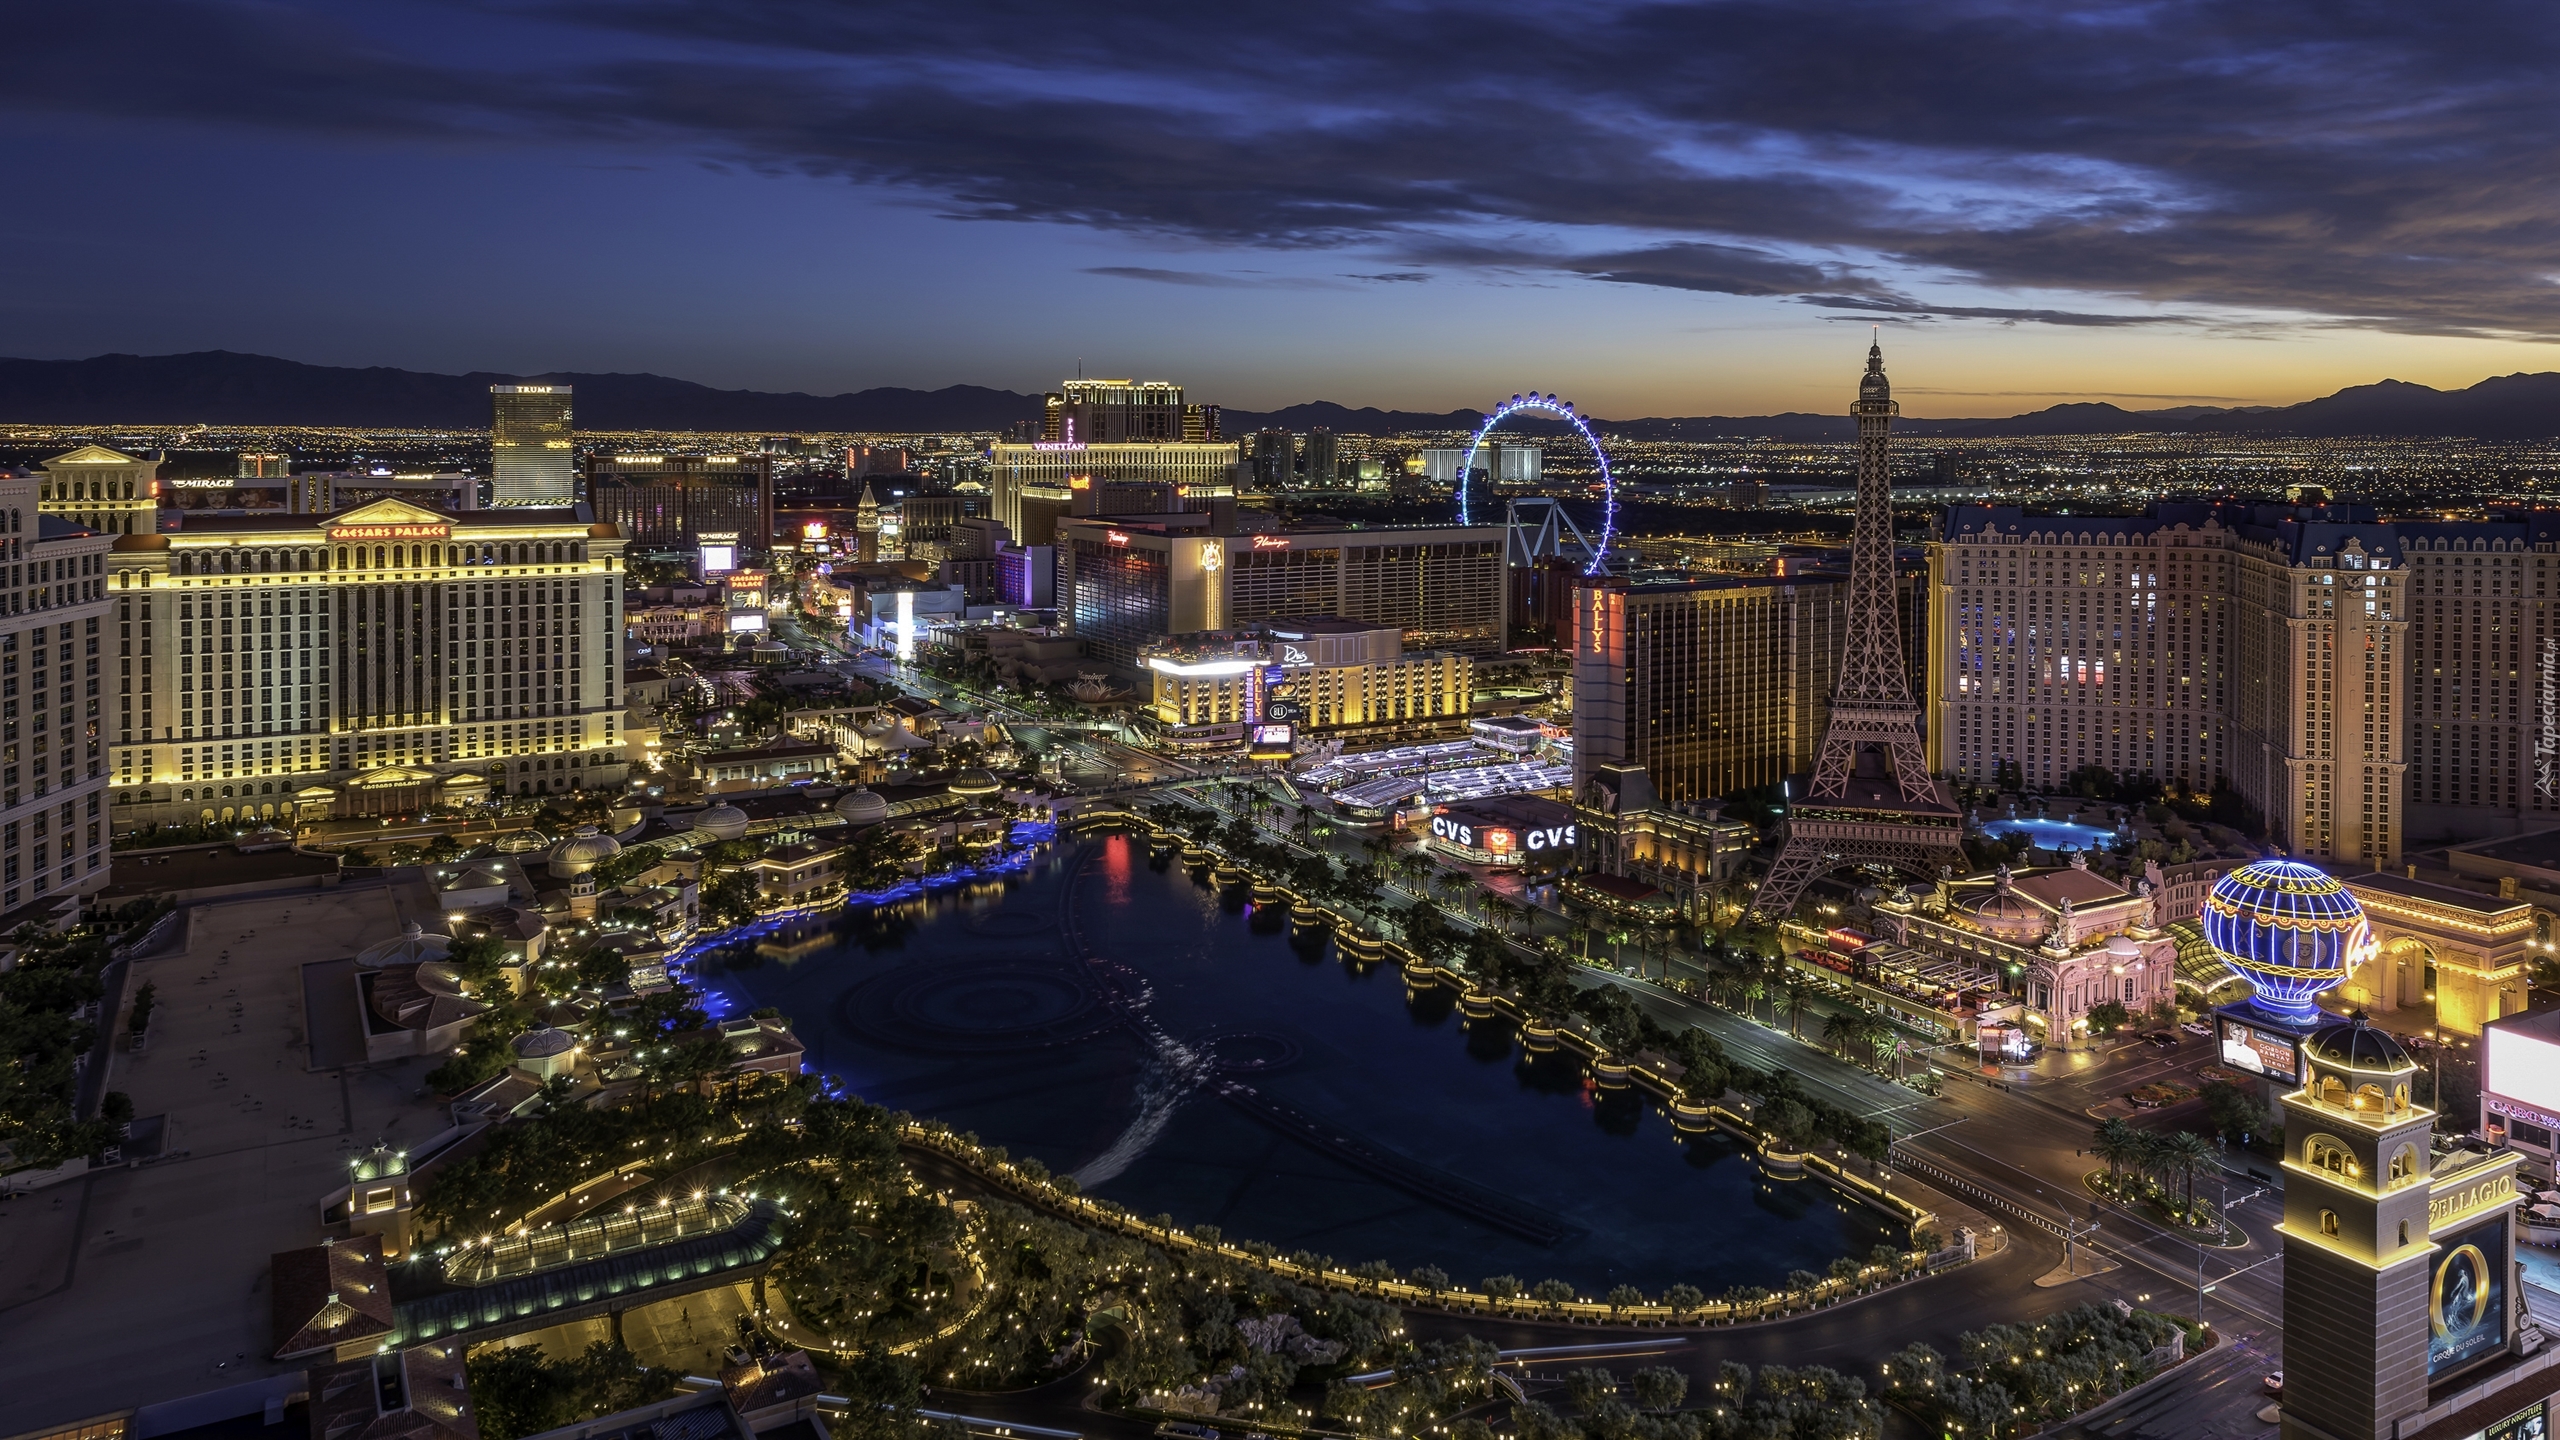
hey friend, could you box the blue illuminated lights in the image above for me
[2202,858,2374,1023]
[1457,392,1617,575]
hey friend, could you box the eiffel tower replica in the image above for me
[1750,342,1966,922]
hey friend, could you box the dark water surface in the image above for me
[700,834,1894,1293]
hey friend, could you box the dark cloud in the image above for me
[1345,272,1431,284]
[12,1,2560,336]
[1084,267,1334,289]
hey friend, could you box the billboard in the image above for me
[1247,724,1295,760]
[2485,1400,2547,1440]
[2487,1025,2560,1117]
[2217,1014,2302,1083]
[699,542,737,576]
[727,612,766,633]
[2429,1212,2509,1379]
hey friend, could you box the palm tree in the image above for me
[2162,1129,2216,1215]
[2091,1118,2138,1186]
[1433,869,1472,915]
[1780,975,1815,1040]
[1704,963,1748,1013]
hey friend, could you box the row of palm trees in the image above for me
[2091,1117,2220,1222]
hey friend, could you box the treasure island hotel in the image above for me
[55,447,634,837]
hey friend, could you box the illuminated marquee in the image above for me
[329,522,452,542]
[1034,441,1088,452]
[1251,535,1293,550]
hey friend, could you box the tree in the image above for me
[2161,1128,2217,1213]
[2086,1000,2133,1037]
[1605,1284,1645,1311]
[1631,1366,1688,1411]
[2201,1079,2272,1145]
[1480,1274,1523,1300]
[1779,975,1815,1039]
[1528,1278,1576,1307]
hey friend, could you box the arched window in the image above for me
[2319,1074,2348,1105]
[2319,1210,2340,1237]
[2389,1144,2418,1183]
[2356,1083,2388,1112]
[374,546,386,569]
[219,551,234,574]
[2305,1134,2355,1176]
[2399,1220,2411,1246]
[181,788,193,801]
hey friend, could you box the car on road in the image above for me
[2181,1021,2212,1037]
[2262,1372,2284,1395]
[2142,1030,2180,1049]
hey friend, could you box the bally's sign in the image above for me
[329,522,451,542]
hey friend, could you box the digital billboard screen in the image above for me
[2487,1026,2560,1117]
[1246,723,1295,759]
[2430,1212,2509,1379]
[699,542,737,576]
[2217,1015,2301,1083]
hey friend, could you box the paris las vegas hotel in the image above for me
[1929,496,2560,870]
[17,445,629,906]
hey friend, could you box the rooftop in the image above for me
[2347,870,2528,917]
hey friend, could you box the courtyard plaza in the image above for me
[0,884,459,1435]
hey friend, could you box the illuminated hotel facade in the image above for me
[104,497,632,828]
[490,384,576,504]
[1923,501,2526,869]
[1571,574,1847,806]
[1058,518,1508,672]
[0,461,116,914]
[583,451,774,552]
[37,444,161,535]
[988,441,1238,541]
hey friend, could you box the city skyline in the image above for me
[8,4,2560,416]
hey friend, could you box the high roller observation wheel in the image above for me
[1456,391,1617,574]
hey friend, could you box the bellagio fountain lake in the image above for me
[693,832,1896,1293]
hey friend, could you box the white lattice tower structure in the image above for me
[1751,342,1965,922]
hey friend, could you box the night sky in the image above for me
[7,1,2558,416]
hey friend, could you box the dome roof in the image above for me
[948,768,1000,798]
[692,804,751,841]
[547,826,623,876]
[2305,1017,2412,1072]
[355,921,453,970]
[511,1024,577,1059]
[2203,859,2369,1022]
[835,789,890,824]
[494,828,551,854]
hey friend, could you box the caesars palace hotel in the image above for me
[50,448,635,833]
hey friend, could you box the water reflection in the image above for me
[703,834,1895,1292]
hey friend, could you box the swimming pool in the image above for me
[1985,817,2117,852]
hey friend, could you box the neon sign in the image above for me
[1251,535,1292,550]
[1105,531,1130,546]
[329,522,450,542]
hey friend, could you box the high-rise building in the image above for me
[1251,430,1293,489]
[105,498,631,829]
[1056,518,1509,671]
[583,452,772,552]
[490,385,575,504]
[1304,428,1338,489]
[1042,379,1216,443]
[1571,574,1846,805]
[1925,499,2512,867]
[1418,445,1541,487]
[854,482,882,564]
[992,376,1239,539]
[0,466,117,915]
[37,445,160,536]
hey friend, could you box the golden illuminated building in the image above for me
[1571,573,1844,805]
[2336,870,2534,1035]
[2274,1019,2528,1440]
[105,497,632,827]
[37,444,160,536]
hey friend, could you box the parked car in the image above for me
[2181,1021,2212,1037]
[2144,1031,2180,1049]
